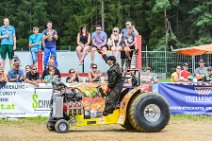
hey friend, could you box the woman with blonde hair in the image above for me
[108,27,122,60]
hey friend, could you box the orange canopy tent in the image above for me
[173,44,212,56]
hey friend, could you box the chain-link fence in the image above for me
[142,51,212,77]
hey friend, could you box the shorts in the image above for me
[91,45,108,50]
[120,45,135,59]
[0,45,13,60]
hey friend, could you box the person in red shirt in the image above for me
[180,63,191,82]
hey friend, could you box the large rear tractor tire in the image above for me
[54,119,69,133]
[128,93,170,132]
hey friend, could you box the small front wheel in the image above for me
[54,119,69,133]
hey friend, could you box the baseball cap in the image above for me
[207,66,212,71]
[107,56,116,62]
[199,59,204,62]
[183,63,189,66]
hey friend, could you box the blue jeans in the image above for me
[31,50,39,64]
[44,47,58,67]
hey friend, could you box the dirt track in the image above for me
[0,119,212,141]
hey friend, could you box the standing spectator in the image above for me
[25,65,40,86]
[29,26,42,67]
[180,63,191,82]
[0,18,16,69]
[0,66,7,82]
[88,63,103,82]
[109,27,122,60]
[8,61,24,82]
[42,59,60,81]
[124,27,137,68]
[42,21,58,68]
[194,59,207,81]
[91,25,107,63]
[66,69,82,83]
[76,26,91,64]
[171,66,181,82]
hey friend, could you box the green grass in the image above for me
[159,78,171,82]
[171,115,212,121]
[0,116,48,124]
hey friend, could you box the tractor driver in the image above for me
[102,55,124,116]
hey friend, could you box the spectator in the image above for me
[8,61,24,82]
[42,21,58,68]
[171,66,181,82]
[180,63,191,82]
[88,63,103,82]
[0,66,7,82]
[194,59,207,81]
[91,25,107,63]
[66,69,82,83]
[139,67,158,84]
[44,68,58,83]
[0,18,16,69]
[42,59,60,81]
[124,27,137,68]
[29,26,42,67]
[121,21,139,36]
[25,65,40,86]
[49,55,57,68]
[76,26,91,64]
[108,27,122,60]
[202,66,212,85]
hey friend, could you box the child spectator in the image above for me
[180,63,191,82]
[29,26,42,67]
[44,68,58,83]
[42,59,60,81]
[171,66,181,82]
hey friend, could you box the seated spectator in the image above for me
[127,67,139,86]
[202,66,212,85]
[108,27,122,60]
[180,63,191,82]
[49,55,58,68]
[42,59,60,81]
[140,67,158,84]
[171,66,181,82]
[123,27,137,68]
[24,65,31,79]
[91,25,107,63]
[44,68,58,83]
[66,69,82,83]
[25,65,40,86]
[0,66,7,82]
[88,63,103,82]
[194,59,207,81]
[8,61,24,82]
[76,25,91,64]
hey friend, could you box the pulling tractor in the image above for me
[47,74,170,133]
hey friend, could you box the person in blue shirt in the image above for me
[0,18,16,70]
[42,21,58,68]
[91,25,107,63]
[8,61,24,82]
[29,26,42,67]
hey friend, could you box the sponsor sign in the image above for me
[0,83,52,117]
[156,83,212,115]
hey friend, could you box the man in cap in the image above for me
[203,66,212,85]
[99,53,123,115]
[8,61,24,82]
[194,59,207,81]
[180,63,191,82]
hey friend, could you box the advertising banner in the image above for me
[156,83,212,115]
[0,83,52,117]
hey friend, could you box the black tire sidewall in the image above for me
[135,94,170,131]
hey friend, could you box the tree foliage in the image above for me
[0,0,211,51]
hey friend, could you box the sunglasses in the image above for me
[176,68,181,69]
[113,30,118,33]
[126,24,130,26]
[96,29,101,31]
[32,68,37,70]
[92,67,97,69]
